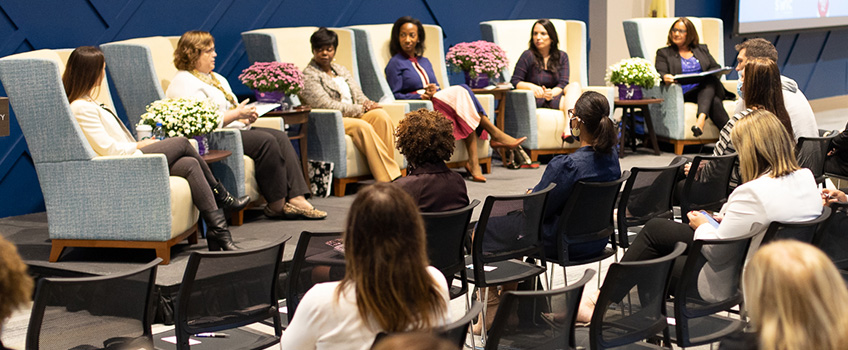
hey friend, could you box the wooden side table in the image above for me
[200,150,232,164]
[614,98,664,157]
[264,107,311,184]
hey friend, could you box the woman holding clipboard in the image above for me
[655,17,733,136]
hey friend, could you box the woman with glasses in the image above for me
[655,17,732,136]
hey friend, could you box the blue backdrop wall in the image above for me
[1,0,846,218]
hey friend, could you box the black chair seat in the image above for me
[666,313,743,346]
[557,247,617,267]
[465,256,546,286]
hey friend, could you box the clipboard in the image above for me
[672,67,733,85]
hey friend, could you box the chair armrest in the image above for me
[473,94,495,117]
[722,80,738,99]
[379,102,410,126]
[503,90,538,149]
[392,100,433,111]
[642,84,685,139]
[207,129,247,197]
[40,155,175,241]
[306,109,348,178]
[251,116,286,130]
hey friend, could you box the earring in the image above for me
[572,127,581,137]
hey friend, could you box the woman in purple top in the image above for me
[655,17,732,136]
[385,16,526,183]
[510,19,582,114]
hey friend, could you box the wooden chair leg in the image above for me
[49,243,65,262]
[480,157,491,174]
[674,141,684,155]
[529,150,540,162]
[334,180,346,197]
[187,229,199,244]
[229,209,245,226]
[155,245,171,265]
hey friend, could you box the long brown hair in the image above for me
[62,46,105,103]
[337,183,445,332]
[666,17,699,50]
[743,57,794,137]
[528,19,561,77]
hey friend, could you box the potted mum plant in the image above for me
[239,61,304,110]
[139,97,219,155]
[605,57,661,100]
[446,40,508,88]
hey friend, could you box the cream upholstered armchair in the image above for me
[242,27,413,196]
[623,17,738,155]
[101,37,265,223]
[344,23,494,172]
[0,50,199,264]
[480,19,615,161]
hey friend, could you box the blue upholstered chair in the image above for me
[101,37,263,221]
[343,23,494,172]
[0,50,199,264]
[480,19,615,161]
[242,27,412,196]
[623,17,738,155]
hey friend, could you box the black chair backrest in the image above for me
[27,258,161,350]
[471,183,556,287]
[175,239,287,349]
[485,270,595,350]
[797,133,837,183]
[617,160,685,248]
[680,153,738,223]
[762,206,832,246]
[436,302,484,348]
[421,200,480,281]
[590,243,685,350]
[672,231,759,347]
[287,231,345,322]
[555,171,629,263]
[817,202,848,270]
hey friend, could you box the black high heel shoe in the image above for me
[691,125,703,137]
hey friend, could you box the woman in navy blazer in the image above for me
[655,17,731,136]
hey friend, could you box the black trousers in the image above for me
[240,127,310,203]
[140,137,217,212]
[621,218,695,295]
[683,75,729,129]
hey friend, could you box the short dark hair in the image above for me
[310,27,338,51]
[735,38,778,63]
[666,17,699,50]
[396,108,455,166]
[573,91,617,154]
[390,16,426,57]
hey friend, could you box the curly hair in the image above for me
[396,109,455,167]
[174,30,214,71]
[0,235,33,322]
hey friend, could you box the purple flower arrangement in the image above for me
[239,62,304,94]
[445,41,508,79]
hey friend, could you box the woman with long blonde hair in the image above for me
[281,183,449,349]
[720,240,848,350]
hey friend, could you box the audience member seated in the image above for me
[280,183,449,349]
[166,31,326,220]
[510,18,582,140]
[393,109,469,212]
[472,91,620,333]
[298,27,402,183]
[656,17,732,137]
[385,16,526,182]
[733,38,817,140]
[580,109,823,323]
[825,122,848,178]
[372,332,459,350]
[65,46,245,251]
[719,241,848,350]
[0,235,33,350]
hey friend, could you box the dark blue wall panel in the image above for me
[0,0,590,218]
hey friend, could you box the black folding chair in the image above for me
[421,199,481,304]
[679,153,737,223]
[486,270,595,350]
[169,239,288,350]
[27,258,161,350]
[617,160,685,250]
[761,206,832,245]
[797,131,837,184]
[287,231,345,322]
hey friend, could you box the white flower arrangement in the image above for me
[138,98,219,137]
[605,57,661,89]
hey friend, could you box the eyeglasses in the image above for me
[671,28,687,34]
[567,109,581,123]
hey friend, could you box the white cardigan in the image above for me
[70,99,140,156]
[165,70,248,130]
[280,266,450,350]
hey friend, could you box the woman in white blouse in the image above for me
[280,183,449,350]
[166,31,326,220]
[64,46,246,251]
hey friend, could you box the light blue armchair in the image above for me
[480,19,615,161]
[623,17,738,154]
[0,50,199,264]
[101,37,261,222]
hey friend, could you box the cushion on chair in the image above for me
[243,156,261,202]
[535,108,580,149]
[168,176,199,238]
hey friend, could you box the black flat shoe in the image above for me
[691,125,703,137]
